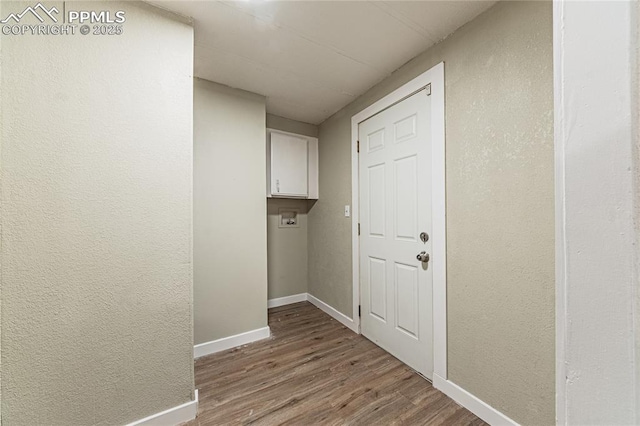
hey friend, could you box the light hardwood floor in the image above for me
[186,302,486,426]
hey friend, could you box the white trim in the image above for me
[268,293,308,308]
[350,106,361,335]
[193,327,271,359]
[350,62,447,379]
[552,2,638,424]
[428,64,447,379]
[552,1,567,424]
[307,293,359,333]
[126,389,199,426]
[433,375,519,426]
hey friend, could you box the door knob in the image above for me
[417,251,430,263]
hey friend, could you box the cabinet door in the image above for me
[270,133,308,197]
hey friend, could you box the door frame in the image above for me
[350,62,447,380]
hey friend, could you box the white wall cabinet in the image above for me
[267,129,318,199]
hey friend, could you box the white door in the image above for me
[359,88,433,378]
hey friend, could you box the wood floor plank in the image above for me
[185,302,487,426]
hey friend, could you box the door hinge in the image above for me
[358,305,361,317]
[358,223,360,235]
[357,140,360,153]
[426,83,432,96]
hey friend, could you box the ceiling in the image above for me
[158,1,496,125]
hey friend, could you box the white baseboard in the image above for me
[268,293,308,308]
[126,389,198,426]
[433,374,519,426]
[194,326,271,359]
[307,293,359,333]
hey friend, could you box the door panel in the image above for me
[359,89,433,378]
[394,155,418,241]
[394,114,417,143]
[368,164,386,237]
[395,262,419,338]
[369,257,387,321]
[367,128,385,153]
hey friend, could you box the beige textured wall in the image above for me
[267,114,318,138]
[194,78,268,344]
[1,2,194,424]
[266,116,318,300]
[637,2,640,416]
[1,11,3,422]
[309,2,554,424]
[309,116,353,315]
[631,1,640,420]
[267,199,309,299]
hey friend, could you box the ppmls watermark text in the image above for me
[1,3,126,36]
